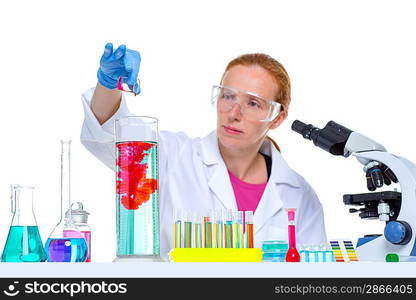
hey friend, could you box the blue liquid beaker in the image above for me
[114,117,160,261]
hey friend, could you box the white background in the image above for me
[0,0,415,262]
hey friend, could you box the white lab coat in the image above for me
[80,88,327,261]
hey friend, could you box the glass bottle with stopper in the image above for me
[65,202,91,262]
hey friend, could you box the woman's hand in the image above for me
[97,43,141,95]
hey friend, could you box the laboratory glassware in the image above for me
[193,212,203,248]
[261,240,288,262]
[64,202,91,262]
[115,116,160,261]
[245,211,254,248]
[172,208,182,248]
[299,245,308,262]
[117,76,140,96]
[324,244,335,262]
[285,208,300,262]
[214,210,223,248]
[203,210,213,248]
[45,140,88,263]
[224,209,233,248]
[1,185,47,262]
[233,211,243,248]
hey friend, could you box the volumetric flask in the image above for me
[1,185,47,262]
[44,140,88,262]
[115,116,160,261]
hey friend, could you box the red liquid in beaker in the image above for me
[116,141,158,210]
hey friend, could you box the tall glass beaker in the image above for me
[44,140,88,262]
[1,185,47,262]
[114,116,160,261]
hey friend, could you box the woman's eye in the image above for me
[223,93,235,100]
[248,99,261,108]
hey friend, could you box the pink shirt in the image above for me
[228,170,267,213]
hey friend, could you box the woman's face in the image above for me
[216,65,285,151]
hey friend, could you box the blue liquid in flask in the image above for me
[1,226,47,262]
[45,238,87,262]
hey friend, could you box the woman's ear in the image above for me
[269,110,287,129]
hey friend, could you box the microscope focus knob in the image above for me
[384,221,412,245]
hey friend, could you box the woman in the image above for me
[81,43,327,260]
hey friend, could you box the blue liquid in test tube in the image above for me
[317,244,325,262]
[299,245,308,262]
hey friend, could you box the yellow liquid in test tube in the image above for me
[233,211,244,248]
[172,221,182,248]
[218,223,224,248]
[238,224,244,248]
[194,223,202,248]
[213,223,217,248]
[233,223,238,248]
[232,223,244,248]
[214,222,224,248]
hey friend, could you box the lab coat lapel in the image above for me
[200,131,237,210]
[254,139,301,234]
[254,183,283,234]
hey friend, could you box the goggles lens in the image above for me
[211,85,281,122]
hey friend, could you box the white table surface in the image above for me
[0,262,415,278]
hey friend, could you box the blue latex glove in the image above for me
[97,43,141,95]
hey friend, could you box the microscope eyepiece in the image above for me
[291,120,307,136]
[291,120,318,140]
[291,120,353,156]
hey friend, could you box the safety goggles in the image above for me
[117,76,141,96]
[211,85,281,122]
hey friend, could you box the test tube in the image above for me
[299,245,308,262]
[317,244,325,262]
[212,211,217,248]
[204,210,213,248]
[214,210,224,248]
[172,208,182,248]
[184,211,193,248]
[238,211,244,248]
[308,245,318,262]
[324,244,335,262]
[224,209,233,248]
[233,211,243,248]
[193,212,202,248]
[245,211,254,248]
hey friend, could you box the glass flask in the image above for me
[44,140,88,262]
[64,202,91,262]
[285,208,300,262]
[1,185,47,262]
[114,116,160,261]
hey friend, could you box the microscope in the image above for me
[292,120,416,261]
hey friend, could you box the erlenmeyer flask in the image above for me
[44,140,88,262]
[1,185,47,262]
[114,116,161,261]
